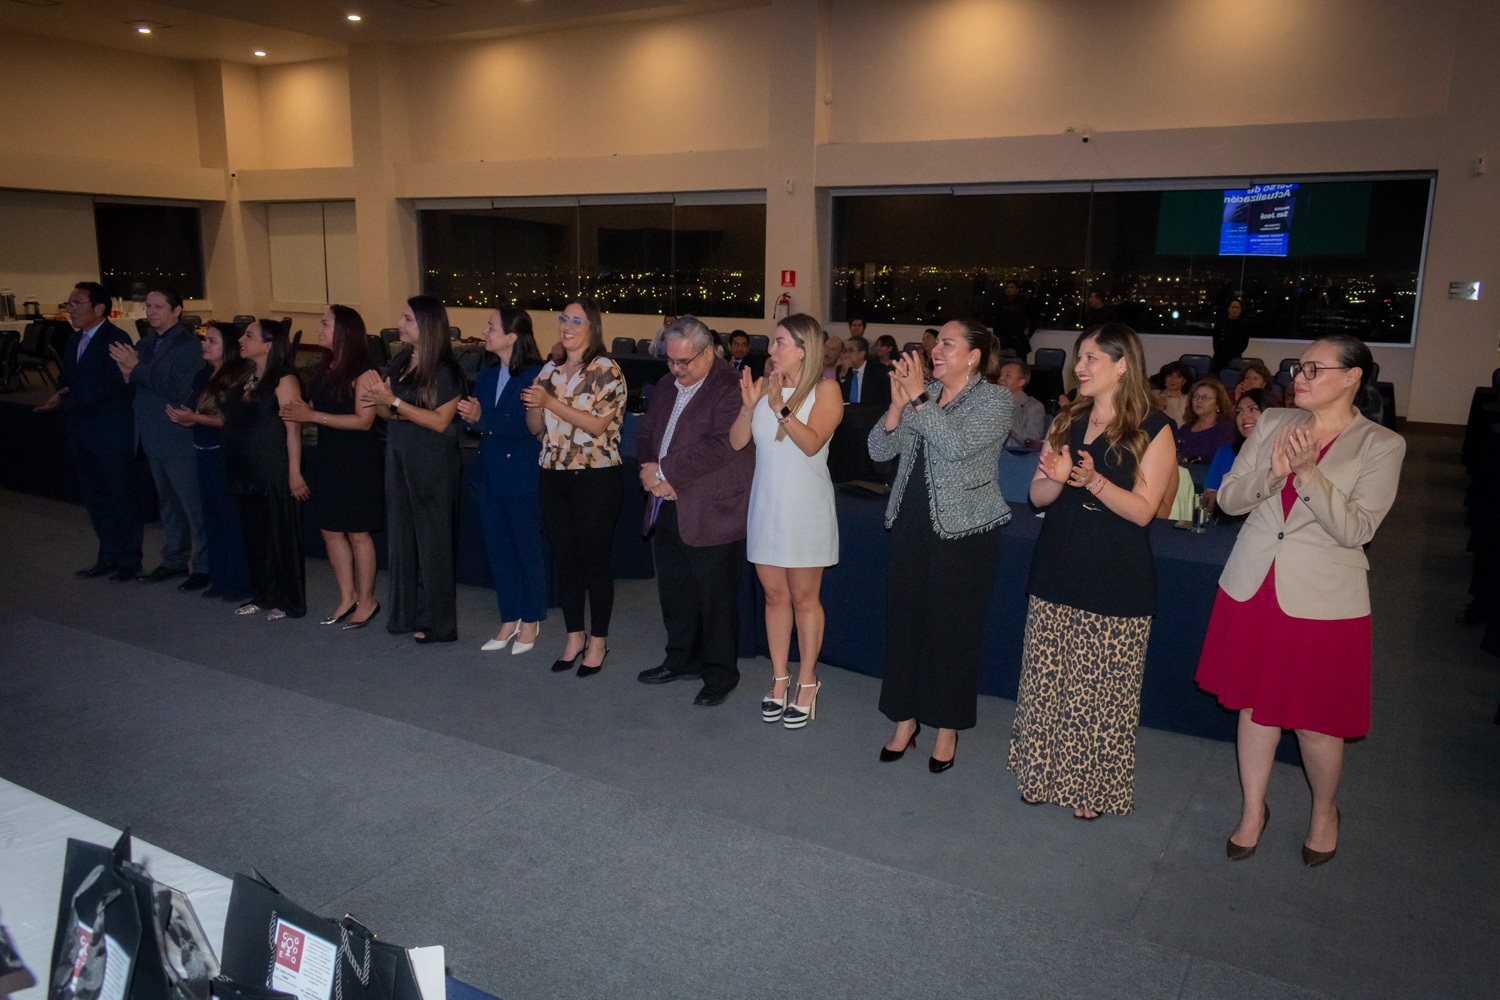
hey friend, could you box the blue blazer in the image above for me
[468,361,543,497]
[130,323,205,459]
[57,320,135,456]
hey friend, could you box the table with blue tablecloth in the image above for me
[737,449,1245,744]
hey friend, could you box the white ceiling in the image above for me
[1,0,764,64]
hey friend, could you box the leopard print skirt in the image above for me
[1007,595,1153,815]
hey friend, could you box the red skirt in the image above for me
[1194,564,1372,738]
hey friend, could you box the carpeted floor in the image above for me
[1,434,1496,999]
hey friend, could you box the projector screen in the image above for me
[1219,184,1298,257]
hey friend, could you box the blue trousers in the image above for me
[478,490,549,624]
[146,451,208,573]
[194,447,251,595]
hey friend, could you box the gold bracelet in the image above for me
[1087,476,1106,495]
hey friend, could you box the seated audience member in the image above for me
[727,330,763,377]
[1232,362,1274,403]
[847,317,868,342]
[1156,362,1193,427]
[823,335,845,381]
[1178,377,1236,464]
[647,314,678,358]
[838,337,891,410]
[1201,388,1273,518]
[997,359,1047,449]
[871,335,899,368]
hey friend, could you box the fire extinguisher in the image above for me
[773,292,792,321]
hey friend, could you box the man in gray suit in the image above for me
[998,359,1048,449]
[108,287,210,588]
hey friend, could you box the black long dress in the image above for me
[385,348,463,640]
[309,367,385,534]
[223,368,306,617]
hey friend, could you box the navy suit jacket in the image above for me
[467,361,543,497]
[634,358,754,547]
[130,323,204,459]
[57,319,135,455]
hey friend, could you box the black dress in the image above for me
[878,441,1003,730]
[223,368,307,617]
[385,349,463,640]
[309,367,385,533]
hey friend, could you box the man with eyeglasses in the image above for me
[34,282,142,580]
[634,316,755,707]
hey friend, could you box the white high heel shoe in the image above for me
[510,622,541,655]
[481,622,522,652]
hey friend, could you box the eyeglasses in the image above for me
[1289,361,1352,380]
[556,314,587,328]
[665,345,709,371]
[1191,393,1216,402]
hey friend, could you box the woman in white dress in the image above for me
[730,314,844,729]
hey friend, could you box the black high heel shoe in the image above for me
[577,642,609,677]
[320,604,357,626]
[1226,803,1270,861]
[879,722,921,763]
[552,639,585,672]
[928,732,958,773]
[342,602,380,630]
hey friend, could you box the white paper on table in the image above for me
[406,946,445,1000]
[267,919,337,1000]
[98,935,131,1000]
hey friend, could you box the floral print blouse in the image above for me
[537,355,626,470]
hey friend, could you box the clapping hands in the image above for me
[1272,424,1318,480]
[455,396,482,423]
[1039,443,1076,485]
[890,350,926,403]
[359,374,397,409]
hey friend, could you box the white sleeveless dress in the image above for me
[746,382,839,568]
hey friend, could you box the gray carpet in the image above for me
[1,434,1496,999]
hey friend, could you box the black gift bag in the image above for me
[220,873,420,1000]
[47,833,145,1000]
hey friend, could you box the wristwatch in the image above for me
[778,405,792,421]
[913,391,930,407]
[390,397,401,411]
[654,465,666,482]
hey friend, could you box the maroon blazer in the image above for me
[635,358,754,547]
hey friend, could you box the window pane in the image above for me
[831,192,1090,327]
[672,203,766,319]
[419,206,577,310]
[579,203,673,316]
[94,203,205,300]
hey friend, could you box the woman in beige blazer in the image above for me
[1196,334,1404,867]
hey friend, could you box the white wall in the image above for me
[0,191,99,314]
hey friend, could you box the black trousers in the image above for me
[386,435,460,640]
[235,490,306,618]
[73,447,142,567]
[539,465,623,636]
[878,498,1003,731]
[651,501,743,691]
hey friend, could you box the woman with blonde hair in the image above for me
[1008,323,1178,819]
[731,313,844,728]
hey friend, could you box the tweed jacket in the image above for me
[1216,406,1405,620]
[867,376,1014,539]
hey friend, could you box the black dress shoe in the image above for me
[177,573,211,592]
[111,564,142,582]
[75,562,120,579]
[138,565,188,583]
[928,733,958,773]
[638,664,702,684]
[879,722,921,763]
[693,684,736,707]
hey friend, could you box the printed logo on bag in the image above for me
[275,925,305,973]
[70,923,93,988]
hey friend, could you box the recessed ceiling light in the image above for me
[253,50,266,57]
[137,26,151,34]
[347,13,362,21]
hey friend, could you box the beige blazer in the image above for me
[1216,407,1405,620]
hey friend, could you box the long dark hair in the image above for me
[310,304,369,402]
[1232,388,1275,454]
[1047,324,1154,477]
[401,295,455,408]
[198,322,250,413]
[564,296,607,366]
[949,317,1003,384]
[1316,333,1381,418]
[248,318,293,397]
[490,307,544,375]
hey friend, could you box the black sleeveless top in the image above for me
[1027,410,1175,618]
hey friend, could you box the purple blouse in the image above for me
[1177,418,1236,463]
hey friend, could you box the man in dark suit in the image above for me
[635,316,755,706]
[837,337,890,411]
[34,282,142,580]
[725,330,764,379]
[108,286,210,589]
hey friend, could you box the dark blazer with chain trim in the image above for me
[867,375,1015,539]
